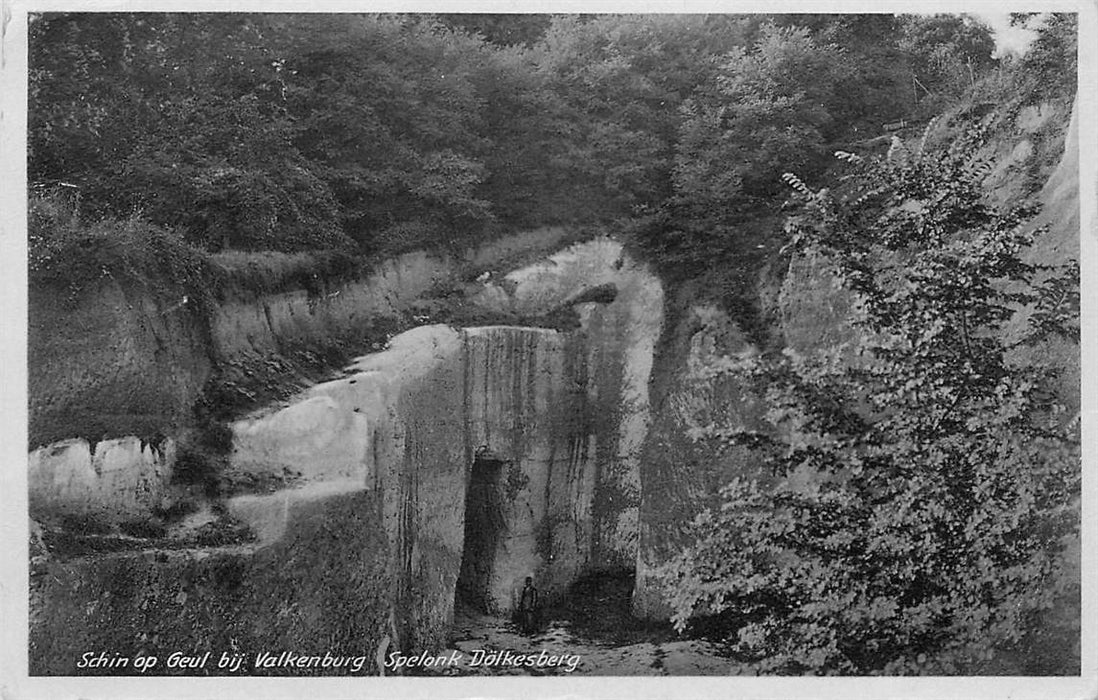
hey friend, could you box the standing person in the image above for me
[518,576,538,635]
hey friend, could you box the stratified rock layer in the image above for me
[29,238,666,675]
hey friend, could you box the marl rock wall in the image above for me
[497,238,665,570]
[1007,95,1081,416]
[28,277,212,450]
[27,227,578,522]
[29,237,665,673]
[27,226,579,453]
[632,302,770,618]
[30,323,603,671]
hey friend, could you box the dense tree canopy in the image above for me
[31,11,1054,261]
[673,23,845,209]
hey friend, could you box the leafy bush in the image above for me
[28,184,83,272]
[1009,13,1077,105]
[209,248,360,300]
[673,24,843,208]
[179,161,350,252]
[659,127,1080,674]
[29,201,216,316]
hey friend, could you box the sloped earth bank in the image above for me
[409,573,747,676]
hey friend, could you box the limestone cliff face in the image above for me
[216,258,662,647]
[210,249,452,360]
[1007,95,1081,416]
[499,238,665,569]
[463,327,594,606]
[29,234,664,670]
[209,226,581,363]
[1029,97,1081,265]
[778,248,857,360]
[30,323,605,666]
[27,226,579,455]
[28,277,211,449]
[633,302,769,618]
[28,437,177,529]
[27,227,578,527]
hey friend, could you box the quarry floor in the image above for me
[418,574,751,677]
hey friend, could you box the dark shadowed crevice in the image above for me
[455,457,507,612]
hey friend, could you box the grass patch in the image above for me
[200,319,403,422]
[209,248,362,301]
[30,210,217,318]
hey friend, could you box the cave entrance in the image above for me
[455,456,507,612]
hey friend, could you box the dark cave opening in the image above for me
[455,456,507,612]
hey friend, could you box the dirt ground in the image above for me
[411,573,751,677]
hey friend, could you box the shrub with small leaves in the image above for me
[660,125,1080,675]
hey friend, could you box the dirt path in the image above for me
[412,574,752,677]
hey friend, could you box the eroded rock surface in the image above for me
[29,237,666,674]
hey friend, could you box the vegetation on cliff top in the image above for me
[31,13,1067,272]
[30,12,1076,341]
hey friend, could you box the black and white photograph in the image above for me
[1,2,1094,697]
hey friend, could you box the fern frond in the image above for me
[782,172,813,197]
[916,116,938,157]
